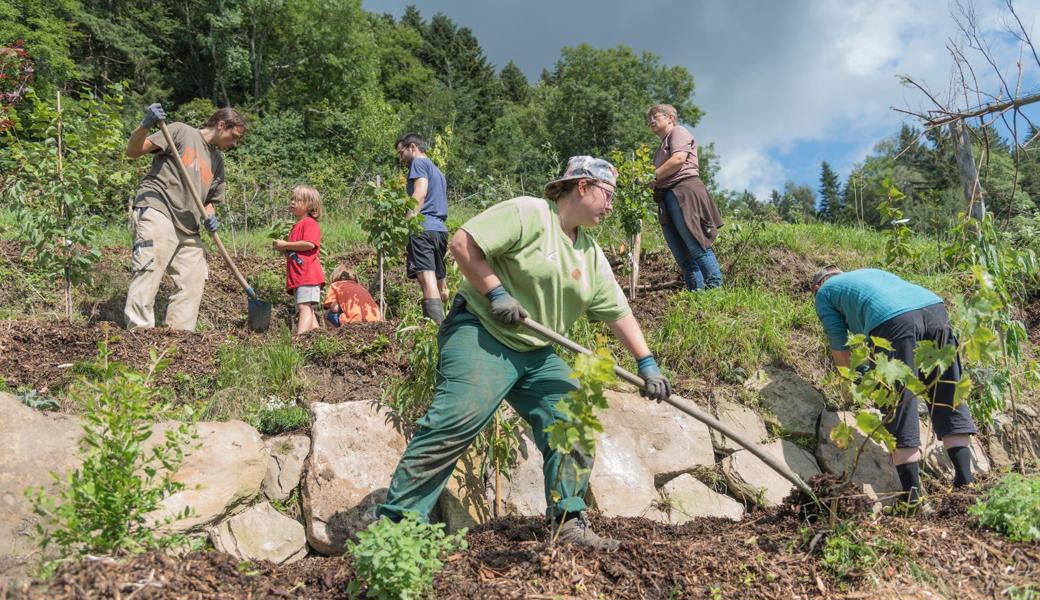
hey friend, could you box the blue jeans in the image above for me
[660,189,722,290]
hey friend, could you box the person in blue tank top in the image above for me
[396,133,450,323]
[812,266,978,506]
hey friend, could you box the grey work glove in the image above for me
[140,103,166,129]
[486,285,528,325]
[637,355,672,403]
[203,214,219,233]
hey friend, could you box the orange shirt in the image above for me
[323,280,381,323]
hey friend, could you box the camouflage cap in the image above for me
[544,156,618,198]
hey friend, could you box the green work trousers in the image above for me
[378,308,591,522]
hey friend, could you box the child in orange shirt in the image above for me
[324,264,381,326]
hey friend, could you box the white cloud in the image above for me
[363,0,1039,194]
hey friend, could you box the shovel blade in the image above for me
[248,296,272,332]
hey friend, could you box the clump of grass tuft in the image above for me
[651,287,811,383]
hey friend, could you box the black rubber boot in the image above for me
[421,298,445,324]
[947,446,975,487]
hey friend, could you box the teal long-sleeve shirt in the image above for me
[814,269,942,350]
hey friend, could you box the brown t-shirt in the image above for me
[653,125,700,188]
[134,122,225,235]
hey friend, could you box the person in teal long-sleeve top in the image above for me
[812,267,977,505]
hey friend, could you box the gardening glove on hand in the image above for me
[486,285,528,325]
[637,355,671,403]
[203,214,219,233]
[140,103,166,129]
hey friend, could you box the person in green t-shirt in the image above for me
[377,156,671,551]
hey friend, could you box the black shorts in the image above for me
[869,303,978,448]
[406,230,448,280]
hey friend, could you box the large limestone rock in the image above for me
[710,397,770,454]
[745,367,825,438]
[149,420,268,533]
[817,411,902,501]
[303,402,406,555]
[0,393,82,583]
[494,429,549,517]
[659,474,744,523]
[588,391,712,520]
[264,434,310,502]
[599,390,714,484]
[721,440,821,507]
[438,451,491,533]
[210,502,308,565]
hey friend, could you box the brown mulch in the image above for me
[17,482,1040,600]
[0,320,223,393]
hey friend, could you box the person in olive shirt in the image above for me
[123,103,246,330]
[812,266,978,505]
[377,156,671,551]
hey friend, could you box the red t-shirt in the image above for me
[285,216,324,292]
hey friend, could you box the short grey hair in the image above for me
[811,265,842,289]
[646,103,678,122]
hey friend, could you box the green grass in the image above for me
[651,287,816,383]
[201,329,307,422]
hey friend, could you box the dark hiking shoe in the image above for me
[554,512,619,551]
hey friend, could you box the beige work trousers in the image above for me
[124,207,209,330]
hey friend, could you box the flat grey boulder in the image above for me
[659,474,744,523]
[817,411,902,502]
[599,390,714,484]
[0,393,82,584]
[494,428,549,518]
[264,434,310,502]
[210,501,308,565]
[711,396,770,454]
[149,420,268,533]
[745,367,825,438]
[721,440,821,506]
[303,402,406,555]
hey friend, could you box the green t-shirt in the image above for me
[458,196,631,352]
[134,122,226,235]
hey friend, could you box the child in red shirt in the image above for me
[273,185,325,334]
[323,264,382,326]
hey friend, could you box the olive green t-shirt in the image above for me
[458,196,631,352]
[134,122,225,235]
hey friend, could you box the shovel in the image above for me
[156,120,271,332]
[521,316,818,503]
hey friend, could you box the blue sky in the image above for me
[363,0,1040,197]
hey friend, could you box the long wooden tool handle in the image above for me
[156,120,256,299]
[521,317,817,501]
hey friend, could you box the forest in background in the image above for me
[1,0,1039,248]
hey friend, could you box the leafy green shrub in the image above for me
[27,343,195,574]
[346,513,467,600]
[253,397,310,435]
[969,473,1040,542]
[248,270,291,306]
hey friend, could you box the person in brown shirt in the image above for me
[648,103,723,290]
[123,103,246,330]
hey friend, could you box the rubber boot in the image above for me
[422,298,445,324]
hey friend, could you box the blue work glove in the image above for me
[203,214,219,233]
[637,355,672,403]
[140,103,166,129]
[486,285,528,325]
